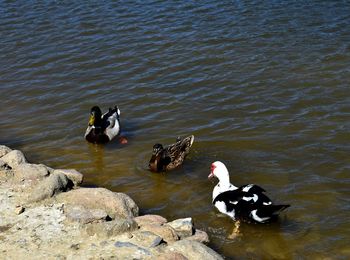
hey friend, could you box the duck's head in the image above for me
[88,106,102,126]
[149,144,164,172]
[208,161,230,182]
[152,144,164,156]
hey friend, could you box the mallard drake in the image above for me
[149,135,194,172]
[209,161,290,224]
[84,106,125,144]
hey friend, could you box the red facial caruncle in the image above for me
[208,163,216,179]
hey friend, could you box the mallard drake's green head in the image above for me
[89,106,102,126]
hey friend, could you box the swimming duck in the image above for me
[209,161,289,228]
[149,135,194,172]
[85,106,125,144]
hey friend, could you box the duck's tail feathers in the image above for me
[251,204,290,223]
[262,204,290,217]
[107,106,120,118]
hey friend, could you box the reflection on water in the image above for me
[1,0,350,259]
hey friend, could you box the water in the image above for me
[1,0,350,258]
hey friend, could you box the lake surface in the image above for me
[1,0,350,258]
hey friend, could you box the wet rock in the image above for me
[29,172,71,202]
[65,205,108,224]
[53,169,83,187]
[134,214,167,227]
[167,240,223,260]
[185,229,209,244]
[0,145,12,158]
[85,218,137,238]
[167,217,194,239]
[14,163,50,182]
[1,150,27,168]
[55,188,138,219]
[141,224,178,243]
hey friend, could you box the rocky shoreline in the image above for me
[0,145,223,259]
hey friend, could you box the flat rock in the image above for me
[55,188,139,219]
[141,223,178,243]
[167,217,194,238]
[53,169,83,187]
[167,240,223,260]
[185,229,209,244]
[134,214,167,227]
[65,205,108,224]
[1,150,27,168]
[14,163,50,182]
[28,172,70,202]
[85,218,137,238]
[0,145,12,158]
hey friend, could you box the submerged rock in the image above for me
[55,187,139,219]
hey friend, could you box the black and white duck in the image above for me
[148,135,194,172]
[208,161,290,236]
[84,106,127,144]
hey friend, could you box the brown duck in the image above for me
[149,135,194,172]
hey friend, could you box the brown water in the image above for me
[1,1,350,259]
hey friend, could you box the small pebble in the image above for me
[15,206,25,215]
[70,243,80,250]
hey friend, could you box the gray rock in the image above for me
[14,163,50,182]
[29,172,70,202]
[0,145,12,158]
[167,240,223,260]
[167,217,194,238]
[1,150,27,168]
[185,229,209,244]
[65,205,108,224]
[85,218,137,238]
[53,169,83,187]
[140,223,178,243]
[55,188,139,219]
[134,214,167,227]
